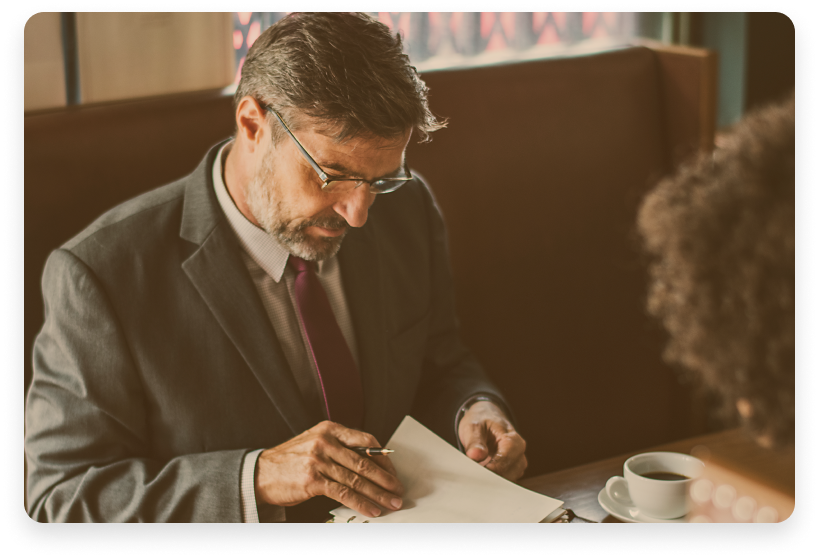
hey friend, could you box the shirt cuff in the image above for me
[240,449,264,523]
[240,449,288,523]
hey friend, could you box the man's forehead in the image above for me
[282,110,406,146]
[309,123,410,151]
[316,135,409,177]
[300,125,409,159]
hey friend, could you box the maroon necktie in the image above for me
[288,255,364,429]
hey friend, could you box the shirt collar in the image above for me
[212,141,292,282]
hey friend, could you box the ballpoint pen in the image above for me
[351,447,395,457]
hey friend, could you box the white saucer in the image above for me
[597,488,685,523]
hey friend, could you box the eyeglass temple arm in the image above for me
[263,104,329,184]
[262,102,414,188]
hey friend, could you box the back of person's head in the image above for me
[638,94,795,448]
[235,12,445,144]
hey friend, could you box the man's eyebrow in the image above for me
[318,160,358,176]
[318,160,403,180]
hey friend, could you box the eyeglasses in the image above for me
[259,102,414,194]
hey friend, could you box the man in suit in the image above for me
[25,12,527,522]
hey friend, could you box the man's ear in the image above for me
[235,96,268,154]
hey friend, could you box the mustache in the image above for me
[295,214,348,232]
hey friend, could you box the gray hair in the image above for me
[235,12,446,144]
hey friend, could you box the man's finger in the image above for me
[467,444,489,461]
[488,452,527,481]
[485,431,527,480]
[369,454,399,477]
[326,442,405,496]
[321,423,401,477]
[323,421,380,448]
[322,459,403,512]
[460,421,489,462]
[323,476,383,518]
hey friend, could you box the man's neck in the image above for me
[223,140,263,227]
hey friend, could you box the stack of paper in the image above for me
[330,416,563,523]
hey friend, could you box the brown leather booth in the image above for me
[25,44,717,477]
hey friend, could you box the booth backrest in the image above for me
[406,45,716,474]
[25,89,236,396]
[25,44,716,476]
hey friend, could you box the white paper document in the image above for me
[330,416,563,522]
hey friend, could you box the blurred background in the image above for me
[25,12,794,127]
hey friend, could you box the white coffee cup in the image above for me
[606,451,704,519]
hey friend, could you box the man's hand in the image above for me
[458,401,528,481]
[254,421,404,518]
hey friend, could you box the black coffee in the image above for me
[641,471,689,481]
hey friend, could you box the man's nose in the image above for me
[333,186,376,228]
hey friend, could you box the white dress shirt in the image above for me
[212,141,360,522]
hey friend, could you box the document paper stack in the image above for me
[330,416,564,523]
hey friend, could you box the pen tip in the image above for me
[384,449,395,453]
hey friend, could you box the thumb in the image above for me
[461,422,489,462]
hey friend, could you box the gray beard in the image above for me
[244,155,348,261]
[270,217,347,262]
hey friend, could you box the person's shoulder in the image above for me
[63,142,226,258]
[63,177,189,254]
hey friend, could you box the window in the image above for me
[232,12,640,82]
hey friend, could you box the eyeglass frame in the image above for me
[258,102,414,194]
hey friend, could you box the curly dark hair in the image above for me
[235,12,445,144]
[637,95,794,447]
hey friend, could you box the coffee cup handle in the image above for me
[606,476,634,506]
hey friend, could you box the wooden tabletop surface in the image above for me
[518,428,751,523]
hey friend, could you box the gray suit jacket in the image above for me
[25,143,505,522]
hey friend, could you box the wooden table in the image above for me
[518,428,787,523]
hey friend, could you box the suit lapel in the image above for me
[178,145,315,437]
[338,223,390,441]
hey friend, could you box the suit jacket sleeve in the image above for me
[26,249,246,522]
[408,180,511,445]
